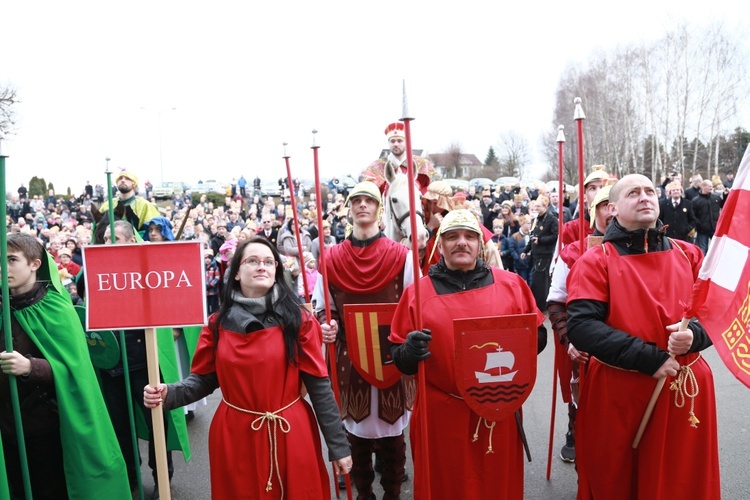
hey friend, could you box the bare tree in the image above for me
[546,21,748,186]
[445,142,463,178]
[0,84,19,135]
[497,131,530,178]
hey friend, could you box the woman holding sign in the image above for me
[144,236,351,498]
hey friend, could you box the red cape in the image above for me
[325,236,409,294]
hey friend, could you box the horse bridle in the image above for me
[388,195,425,239]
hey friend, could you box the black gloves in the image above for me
[391,329,432,375]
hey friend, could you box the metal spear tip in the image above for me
[311,129,318,147]
[400,80,414,121]
[573,97,586,120]
[556,125,566,143]
[283,142,289,157]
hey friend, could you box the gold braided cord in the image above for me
[222,396,301,499]
[669,354,702,428]
[471,417,497,454]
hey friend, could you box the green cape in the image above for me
[14,254,130,499]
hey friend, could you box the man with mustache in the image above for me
[389,209,546,499]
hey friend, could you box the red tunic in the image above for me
[389,268,544,499]
[191,314,331,499]
[561,218,593,247]
[567,241,720,499]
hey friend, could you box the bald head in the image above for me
[608,174,659,231]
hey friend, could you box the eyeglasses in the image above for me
[241,258,278,269]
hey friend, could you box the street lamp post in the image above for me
[140,107,176,184]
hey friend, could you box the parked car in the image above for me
[191,180,226,195]
[495,177,521,189]
[261,180,282,198]
[153,181,185,200]
[443,178,469,193]
[469,177,496,191]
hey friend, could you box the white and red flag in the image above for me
[685,144,750,389]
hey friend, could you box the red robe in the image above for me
[389,268,544,499]
[567,241,720,499]
[561,217,593,247]
[191,314,331,499]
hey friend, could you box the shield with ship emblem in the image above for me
[343,303,402,389]
[453,314,538,422]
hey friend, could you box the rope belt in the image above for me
[599,353,702,428]
[448,392,496,454]
[472,418,497,454]
[222,396,301,498]
[669,353,702,428]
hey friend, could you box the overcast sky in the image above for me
[3,0,748,195]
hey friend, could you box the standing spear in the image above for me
[574,98,586,249]
[400,80,432,499]
[104,160,145,500]
[283,143,311,303]
[546,125,566,480]
[310,131,353,500]
[0,133,31,499]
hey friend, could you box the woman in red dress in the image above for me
[145,237,351,499]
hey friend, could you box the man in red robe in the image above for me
[566,174,720,499]
[560,165,609,247]
[389,209,546,499]
[362,122,435,195]
[313,181,416,500]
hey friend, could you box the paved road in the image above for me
[138,318,750,499]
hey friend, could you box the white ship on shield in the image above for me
[474,346,517,383]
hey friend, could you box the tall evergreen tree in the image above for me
[485,146,500,167]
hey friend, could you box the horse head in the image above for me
[383,161,428,250]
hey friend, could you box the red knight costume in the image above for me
[390,266,544,499]
[566,222,720,499]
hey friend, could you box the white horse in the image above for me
[382,161,428,251]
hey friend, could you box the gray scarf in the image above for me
[230,284,281,316]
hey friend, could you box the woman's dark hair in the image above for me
[212,236,302,364]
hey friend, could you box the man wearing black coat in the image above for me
[691,180,724,254]
[658,182,696,242]
[522,195,558,312]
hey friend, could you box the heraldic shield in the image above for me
[343,303,402,390]
[453,314,538,422]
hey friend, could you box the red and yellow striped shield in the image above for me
[343,303,403,389]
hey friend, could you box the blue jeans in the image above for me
[695,232,712,255]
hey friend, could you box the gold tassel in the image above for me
[689,412,700,428]
[266,481,273,492]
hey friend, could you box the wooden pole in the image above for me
[145,327,171,499]
[632,317,691,448]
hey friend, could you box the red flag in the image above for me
[685,144,750,389]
